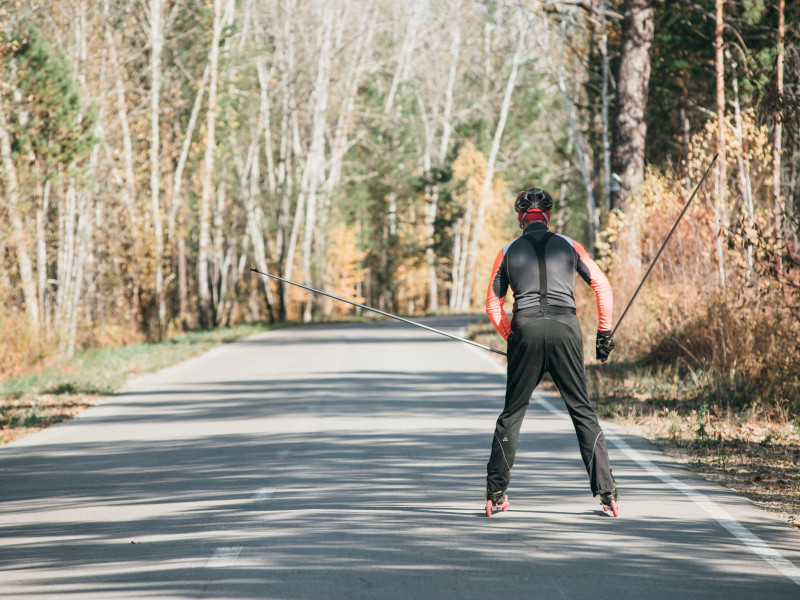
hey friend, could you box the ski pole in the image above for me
[610,153,718,339]
[250,268,508,356]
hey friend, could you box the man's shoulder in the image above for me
[498,239,517,256]
[553,232,576,248]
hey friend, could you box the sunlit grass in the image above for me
[0,323,272,442]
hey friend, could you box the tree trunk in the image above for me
[600,0,612,212]
[610,0,655,210]
[171,63,209,328]
[714,0,727,287]
[37,181,51,326]
[0,94,39,328]
[283,111,305,316]
[300,4,334,323]
[731,65,755,284]
[772,0,785,270]
[198,0,225,328]
[681,77,691,186]
[149,0,166,339]
[274,3,296,321]
[245,94,276,323]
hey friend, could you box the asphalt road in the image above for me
[1,315,799,599]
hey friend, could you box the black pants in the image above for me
[486,309,616,496]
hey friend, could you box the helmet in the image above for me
[514,187,553,213]
[515,187,552,228]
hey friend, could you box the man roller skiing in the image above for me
[484,186,619,517]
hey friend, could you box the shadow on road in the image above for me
[1,365,797,598]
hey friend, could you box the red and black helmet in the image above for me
[514,187,553,213]
[515,187,553,228]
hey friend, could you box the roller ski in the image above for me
[485,489,509,517]
[599,489,619,517]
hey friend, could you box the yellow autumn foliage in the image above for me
[450,141,517,310]
[596,111,800,415]
[324,222,367,317]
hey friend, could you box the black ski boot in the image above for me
[599,488,619,517]
[485,488,509,517]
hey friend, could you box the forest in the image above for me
[1,0,799,421]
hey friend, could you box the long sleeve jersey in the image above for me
[485,222,613,340]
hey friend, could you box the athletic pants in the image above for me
[486,308,616,496]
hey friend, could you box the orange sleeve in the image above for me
[573,241,613,331]
[485,248,511,340]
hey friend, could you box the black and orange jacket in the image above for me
[485,222,613,340]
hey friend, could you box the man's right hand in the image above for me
[596,331,615,362]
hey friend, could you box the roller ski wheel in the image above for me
[600,489,619,517]
[485,490,509,517]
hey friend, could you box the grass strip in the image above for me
[0,323,273,443]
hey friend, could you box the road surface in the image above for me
[1,315,799,599]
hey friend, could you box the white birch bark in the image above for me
[256,58,277,198]
[772,0,785,268]
[170,63,209,237]
[274,1,297,319]
[148,0,166,336]
[243,104,275,320]
[36,182,51,326]
[714,0,727,287]
[0,93,39,327]
[198,0,225,327]
[300,4,334,322]
[283,110,305,307]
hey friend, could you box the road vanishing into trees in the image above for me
[2,315,799,599]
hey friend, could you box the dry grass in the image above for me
[599,399,800,530]
[0,396,98,443]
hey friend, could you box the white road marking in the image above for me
[207,546,242,568]
[536,395,800,587]
[465,338,800,587]
[254,488,274,501]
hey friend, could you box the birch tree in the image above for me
[0,92,38,328]
[714,0,727,287]
[148,0,166,338]
[772,0,785,268]
[198,0,224,328]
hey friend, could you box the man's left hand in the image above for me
[596,331,616,362]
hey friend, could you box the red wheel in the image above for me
[610,499,619,517]
[485,500,493,517]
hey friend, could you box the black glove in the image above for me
[596,331,616,362]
